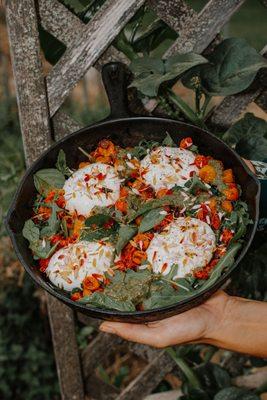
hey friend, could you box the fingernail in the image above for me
[100,323,115,334]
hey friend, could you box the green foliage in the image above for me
[34,169,65,195]
[223,113,267,162]
[182,38,267,96]
[56,149,72,177]
[129,53,207,97]
[115,224,137,254]
[138,207,166,233]
[0,276,59,400]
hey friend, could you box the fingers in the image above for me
[100,321,164,348]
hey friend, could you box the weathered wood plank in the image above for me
[38,0,85,47]
[95,45,129,70]
[255,89,267,113]
[148,0,196,33]
[47,295,85,400]
[6,3,85,399]
[46,0,145,117]
[85,374,119,399]
[117,351,174,400]
[82,332,123,379]
[5,0,52,165]
[52,110,83,140]
[165,0,246,55]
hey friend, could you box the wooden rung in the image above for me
[116,351,174,400]
[46,0,146,117]
[165,0,246,55]
[39,0,85,47]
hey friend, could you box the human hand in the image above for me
[100,290,230,348]
[100,290,267,357]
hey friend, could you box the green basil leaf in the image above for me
[40,205,60,237]
[85,214,113,228]
[185,174,208,194]
[30,240,57,259]
[115,224,137,254]
[79,292,135,312]
[138,207,166,233]
[198,243,242,292]
[162,132,177,147]
[56,149,72,177]
[22,219,40,243]
[129,191,186,221]
[34,168,65,195]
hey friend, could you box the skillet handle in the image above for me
[102,62,131,119]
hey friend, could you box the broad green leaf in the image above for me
[30,240,57,259]
[235,135,267,162]
[81,269,153,310]
[56,149,72,177]
[185,174,208,194]
[138,207,166,233]
[34,168,65,195]
[214,387,260,400]
[79,292,135,312]
[40,205,60,237]
[223,113,267,147]
[183,38,267,96]
[85,214,113,227]
[22,219,40,243]
[162,132,177,147]
[129,191,186,221]
[223,113,267,161]
[198,243,242,292]
[129,53,207,97]
[164,53,208,81]
[115,224,137,254]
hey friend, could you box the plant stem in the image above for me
[166,347,202,389]
[200,94,212,118]
[167,90,203,127]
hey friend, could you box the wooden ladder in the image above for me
[5,0,266,399]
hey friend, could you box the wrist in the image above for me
[199,290,236,346]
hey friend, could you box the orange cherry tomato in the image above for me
[180,137,193,149]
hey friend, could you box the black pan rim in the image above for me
[5,116,261,319]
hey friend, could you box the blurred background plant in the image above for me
[0,0,266,399]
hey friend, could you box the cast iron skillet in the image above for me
[5,62,260,323]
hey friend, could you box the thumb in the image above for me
[100,321,163,347]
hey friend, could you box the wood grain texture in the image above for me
[82,332,123,379]
[148,0,196,33]
[147,0,197,33]
[47,295,85,400]
[52,110,83,140]
[38,0,85,47]
[46,0,145,116]
[165,0,246,55]
[117,351,174,400]
[6,2,85,399]
[5,0,52,166]
[255,89,267,112]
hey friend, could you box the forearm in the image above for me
[203,295,267,357]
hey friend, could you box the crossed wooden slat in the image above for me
[5,0,267,399]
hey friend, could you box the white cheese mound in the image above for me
[46,241,114,291]
[140,146,198,191]
[146,217,216,279]
[63,163,121,217]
